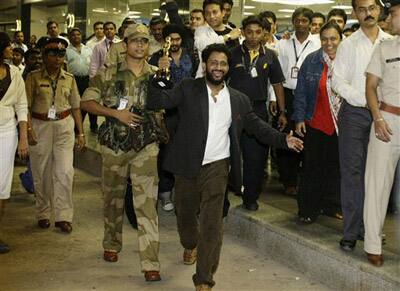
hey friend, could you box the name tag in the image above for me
[47,105,57,120]
[117,97,129,110]
[386,57,400,63]
[291,66,299,79]
[250,67,258,78]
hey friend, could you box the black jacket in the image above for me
[147,77,288,192]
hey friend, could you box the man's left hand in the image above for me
[76,135,86,152]
[286,130,303,153]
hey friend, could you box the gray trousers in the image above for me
[338,101,372,241]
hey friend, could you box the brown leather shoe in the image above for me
[195,284,212,291]
[38,219,50,229]
[103,251,118,262]
[55,221,72,233]
[144,271,161,282]
[183,248,197,265]
[366,252,384,267]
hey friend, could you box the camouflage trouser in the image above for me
[101,142,160,272]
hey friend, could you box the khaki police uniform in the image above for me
[105,41,126,67]
[364,36,400,254]
[82,61,161,272]
[25,68,80,222]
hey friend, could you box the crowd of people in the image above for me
[0,0,399,290]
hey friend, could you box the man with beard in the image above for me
[147,43,303,291]
[332,0,392,253]
[149,23,197,212]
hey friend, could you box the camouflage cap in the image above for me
[124,24,150,41]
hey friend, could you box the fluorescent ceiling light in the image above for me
[131,15,141,19]
[244,12,254,15]
[151,12,160,16]
[244,5,256,9]
[279,9,295,13]
[153,8,160,12]
[92,8,108,13]
[252,0,334,5]
[128,11,141,15]
[331,5,352,9]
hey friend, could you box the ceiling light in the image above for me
[279,9,295,13]
[244,12,254,15]
[331,5,353,9]
[151,12,160,16]
[153,9,160,12]
[244,5,256,9]
[92,8,108,13]
[131,15,141,19]
[128,11,141,15]
[252,0,334,5]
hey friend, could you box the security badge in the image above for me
[291,66,300,79]
[118,96,129,110]
[47,105,57,120]
[250,67,258,78]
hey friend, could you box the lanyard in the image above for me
[241,51,260,74]
[50,79,57,105]
[292,39,310,66]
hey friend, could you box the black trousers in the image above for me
[75,75,98,131]
[174,159,229,288]
[339,101,371,240]
[276,88,301,187]
[297,126,340,219]
[157,143,175,194]
[241,101,269,204]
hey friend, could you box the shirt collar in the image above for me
[291,32,314,44]
[119,60,151,75]
[206,82,228,97]
[242,42,266,55]
[41,68,66,79]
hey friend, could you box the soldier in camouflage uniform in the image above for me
[81,24,166,282]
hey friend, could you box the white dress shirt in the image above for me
[66,44,92,77]
[194,25,225,78]
[276,33,321,90]
[332,28,392,107]
[202,83,232,165]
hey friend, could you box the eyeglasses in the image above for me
[356,5,379,14]
[45,48,66,58]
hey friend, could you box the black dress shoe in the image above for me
[340,239,356,252]
[38,219,50,229]
[242,202,259,211]
[55,221,72,233]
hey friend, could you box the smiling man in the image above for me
[148,43,303,291]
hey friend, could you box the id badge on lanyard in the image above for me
[292,39,310,79]
[48,79,58,120]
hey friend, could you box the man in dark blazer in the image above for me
[147,43,303,291]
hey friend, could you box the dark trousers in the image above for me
[75,75,98,131]
[297,126,340,219]
[339,101,372,240]
[241,101,269,204]
[174,159,229,287]
[276,88,301,187]
[157,143,175,194]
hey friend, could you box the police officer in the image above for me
[364,0,400,267]
[81,24,165,282]
[26,37,85,233]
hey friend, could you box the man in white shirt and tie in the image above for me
[332,0,392,253]
[275,7,320,195]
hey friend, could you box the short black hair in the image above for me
[292,7,314,24]
[150,16,166,26]
[201,43,231,63]
[320,21,343,40]
[46,21,58,29]
[343,27,353,34]
[222,0,233,6]
[191,8,204,16]
[12,47,24,55]
[203,0,224,11]
[13,31,23,38]
[68,27,81,35]
[242,15,271,32]
[312,12,326,22]
[24,48,40,60]
[327,8,347,24]
[259,11,277,24]
[93,21,104,30]
[351,0,381,9]
[0,32,11,60]
[103,21,116,29]
[162,23,186,40]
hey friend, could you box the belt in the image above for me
[380,102,400,116]
[32,109,71,121]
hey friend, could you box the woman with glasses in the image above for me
[292,22,343,224]
[0,32,29,253]
[25,37,85,234]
